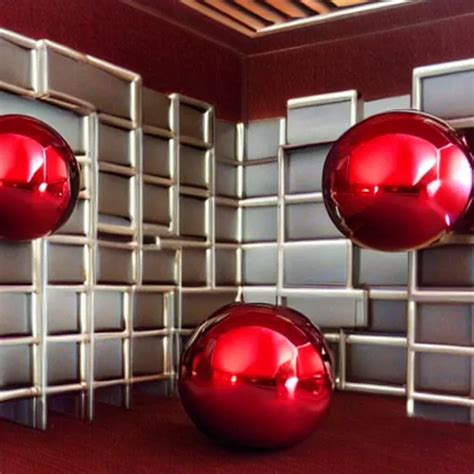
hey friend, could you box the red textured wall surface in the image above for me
[0,0,244,121]
[0,0,473,121]
[243,0,474,119]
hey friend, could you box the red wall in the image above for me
[0,0,473,122]
[0,0,244,121]
[244,0,474,119]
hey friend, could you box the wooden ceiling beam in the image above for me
[300,0,332,14]
[264,0,309,18]
[234,0,286,24]
[203,0,268,31]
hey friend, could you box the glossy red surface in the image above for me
[178,303,334,450]
[0,115,80,241]
[323,111,473,251]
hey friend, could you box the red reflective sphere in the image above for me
[178,303,334,449]
[0,115,79,240]
[323,111,473,251]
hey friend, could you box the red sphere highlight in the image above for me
[322,111,473,251]
[178,303,334,449]
[0,115,80,240]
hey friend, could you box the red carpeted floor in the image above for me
[0,392,472,473]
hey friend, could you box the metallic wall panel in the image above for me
[356,249,408,286]
[415,353,472,395]
[0,345,32,388]
[245,119,281,160]
[0,242,32,284]
[242,288,277,305]
[215,249,237,286]
[94,339,123,381]
[363,95,411,118]
[287,101,352,144]
[57,200,88,236]
[182,248,208,286]
[285,202,341,240]
[46,48,133,120]
[47,290,80,335]
[242,245,277,285]
[98,123,132,166]
[347,344,407,385]
[215,120,236,160]
[48,244,85,284]
[181,291,237,328]
[143,135,171,178]
[244,161,278,197]
[369,300,407,334]
[47,342,80,385]
[180,145,209,189]
[242,206,277,242]
[0,36,33,91]
[99,173,131,221]
[0,91,85,154]
[421,71,474,119]
[413,402,471,424]
[418,245,474,287]
[285,145,330,194]
[216,162,238,198]
[283,292,367,328]
[0,293,31,336]
[95,292,124,332]
[142,249,176,284]
[132,337,165,376]
[179,103,205,140]
[179,196,207,239]
[417,304,473,346]
[142,87,171,130]
[143,184,171,226]
[133,293,166,330]
[215,204,238,242]
[284,241,349,286]
[97,246,134,284]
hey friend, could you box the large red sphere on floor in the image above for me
[322,111,473,251]
[0,115,80,240]
[178,303,334,449]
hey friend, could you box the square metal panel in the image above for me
[242,206,277,242]
[179,195,207,239]
[215,120,236,160]
[181,291,237,328]
[182,248,208,286]
[179,103,205,141]
[48,244,86,284]
[284,241,349,286]
[48,290,80,335]
[94,339,124,381]
[142,87,171,130]
[98,122,132,166]
[285,202,341,241]
[180,145,209,189]
[95,292,124,332]
[285,145,330,194]
[216,162,238,198]
[142,249,176,285]
[133,293,166,330]
[215,249,237,286]
[215,204,238,243]
[369,300,407,334]
[143,135,172,178]
[132,337,165,376]
[242,245,277,285]
[0,345,32,389]
[355,248,408,286]
[244,161,278,198]
[98,173,132,221]
[142,184,171,226]
[245,119,281,160]
[47,342,80,385]
[97,246,134,285]
[0,293,31,337]
[0,241,33,284]
[0,34,35,92]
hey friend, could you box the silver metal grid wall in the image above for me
[0,27,472,428]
